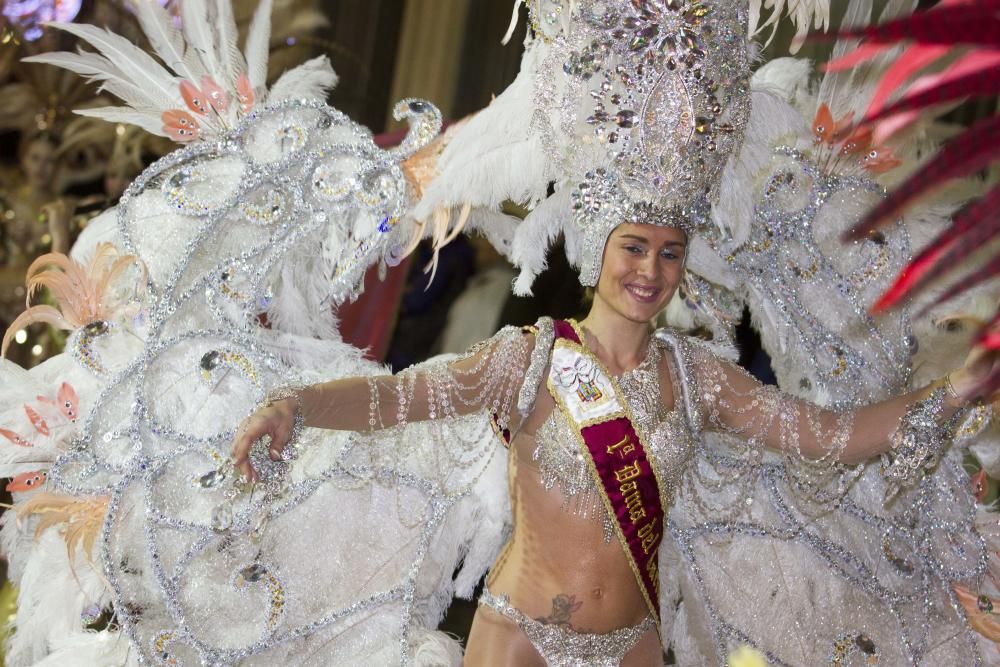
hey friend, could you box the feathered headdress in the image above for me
[24,0,338,142]
[413,0,753,294]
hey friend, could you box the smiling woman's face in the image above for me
[594,222,687,324]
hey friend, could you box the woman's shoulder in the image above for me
[652,328,740,364]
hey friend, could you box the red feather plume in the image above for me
[872,185,1000,313]
[867,66,1000,123]
[846,115,1000,239]
[836,3,1000,48]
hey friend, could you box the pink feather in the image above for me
[180,80,209,115]
[57,383,79,423]
[823,42,890,73]
[868,50,1000,124]
[24,405,49,436]
[0,429,32,448]
[6,470,47,492]
[2,306,73,357]
[871,110,920,145]
[199,76,229,113]
[864,45,949,119]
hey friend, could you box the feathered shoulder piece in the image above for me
[23,0,337,143]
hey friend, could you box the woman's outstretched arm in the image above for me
[691,343,990,466]
[232,327,536,482]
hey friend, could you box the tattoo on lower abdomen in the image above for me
[535,593,583,627]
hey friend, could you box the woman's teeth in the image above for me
[627,285,658,300]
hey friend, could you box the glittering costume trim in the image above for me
[653,331,703,438]
[478,584,655,667]
[518,317,556,418]
[880,386,958,502]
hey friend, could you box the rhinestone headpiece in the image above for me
[529,0,752,285]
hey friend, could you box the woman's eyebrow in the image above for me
[619,233,686,247]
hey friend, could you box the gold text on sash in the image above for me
[619,480,647,524]
[638,520,660,556]
[607,435,635,458]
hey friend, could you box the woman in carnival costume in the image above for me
[3,0,999,665]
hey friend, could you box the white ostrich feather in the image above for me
[410,628,463,667]
[713,87,806,251]
[73,106,167,137]
[257,329,365,373]
[41,22,180,110]
[267,55,339,102]
[749,0,831,52]
[213,0,246,90]
[750,57,812,104]
[132,0,204,84]
[5,530,110,666]
[97,78,176,115]
[21,50,126,85]
[180,0,222,84]
[32,631,133,667]
[509,189,572,296]
[450,450,510,598]
[1,505,37,585]
[245,0,274,92]
[663,292,699,331]
[265,251,343,341]
[461,208,521,263]
[411,42,553,224]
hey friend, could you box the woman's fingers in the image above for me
[231,416,267,482]
[268,434,285,461]
[230,407,296,480]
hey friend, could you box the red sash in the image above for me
[546,320,664,625]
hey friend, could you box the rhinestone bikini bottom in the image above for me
[477,584,656,666]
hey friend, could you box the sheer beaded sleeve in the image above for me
[686,342,960,469]
[297,325,535,438]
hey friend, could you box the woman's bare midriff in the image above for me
[463,394,663,666]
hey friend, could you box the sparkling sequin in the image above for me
[518,317,556,417]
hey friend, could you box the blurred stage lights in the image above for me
[3,0,83,41]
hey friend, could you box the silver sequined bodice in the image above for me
[531,338,696,540]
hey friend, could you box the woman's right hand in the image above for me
[231,398,298,483]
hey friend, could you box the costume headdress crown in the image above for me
[413,1,753,292]
[524,0,752,285]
